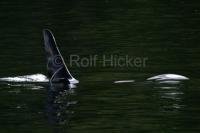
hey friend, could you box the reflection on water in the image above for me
[0,75,198,132]
[154,83,185,112]
[7,83,45,90]
[46,82,77,126]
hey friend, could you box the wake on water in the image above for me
[0,73,189,86]
[0,74,77,89]
[0,74,49,83]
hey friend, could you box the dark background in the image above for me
[0,0,200,132]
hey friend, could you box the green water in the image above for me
[0,0,200,132]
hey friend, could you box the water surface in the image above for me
[0,0,200,132]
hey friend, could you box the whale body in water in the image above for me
[147,74,189,81]
[113,74,189,84]
[0,30,189,85]
[0,29,79,85]
[146,74,189,84]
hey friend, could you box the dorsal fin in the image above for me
[43,29,77,83]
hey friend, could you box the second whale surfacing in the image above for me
[113,74,189,84]
[147,74,189,84]
[147,74,189,81]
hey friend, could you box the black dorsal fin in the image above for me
[43,29,74,83]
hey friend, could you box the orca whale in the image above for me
[0,30,189,86]
[147,74,189,81]
[43,29,79,85]
[0,30,79,86]
[113,74,189,84]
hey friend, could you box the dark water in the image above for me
[0,0,200,132]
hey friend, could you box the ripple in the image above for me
[114,80,135,84]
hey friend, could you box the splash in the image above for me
[0,73,49,83]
